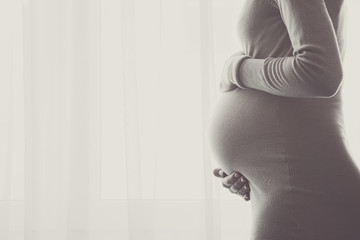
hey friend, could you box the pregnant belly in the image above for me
[206,88,283,175]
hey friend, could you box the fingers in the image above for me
[235,182,250,196]
[222,172,241,188]
[229,178,246,193]
[228,175,251,201]
[242,192,250,201]
[213,168,228,178]
[230,177,250,195]
[213,168,251,201]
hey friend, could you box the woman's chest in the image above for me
[236,0,292,57]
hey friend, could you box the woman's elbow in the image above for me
[301,60,344,98]
[320,67,343,98]
[295,53,344,97]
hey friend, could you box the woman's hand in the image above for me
[219,51,246,92]
[213,168,251,201]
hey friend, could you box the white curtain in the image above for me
[1,0,359,239]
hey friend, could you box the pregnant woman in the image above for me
[206,0,360,239]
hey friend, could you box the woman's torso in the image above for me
[207,0,350,176]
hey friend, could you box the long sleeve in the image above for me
[233,0,344,98]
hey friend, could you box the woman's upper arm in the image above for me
[236,0,344,98]
[275,0,343,95]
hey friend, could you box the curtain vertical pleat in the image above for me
[23,0,35,238]
[0,1,14,238]
[119,0,154,239]
[199,0,221,239]
[120,0,142,200]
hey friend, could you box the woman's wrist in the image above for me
[219,51,252,92]
[231,54,252,89]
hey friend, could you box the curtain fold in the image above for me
[199,0,221,239]
[1,0,359,239]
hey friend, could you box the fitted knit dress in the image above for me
[206,0,360,239]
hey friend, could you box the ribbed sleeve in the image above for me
[235,0,344,98]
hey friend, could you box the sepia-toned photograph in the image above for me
[1,0,359,239]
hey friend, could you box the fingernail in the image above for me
[240,176,245,182]
[234,173,239,178]
[244,185,248,190]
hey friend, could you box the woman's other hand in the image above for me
[213,168,251,201]
[219,51,246,92]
